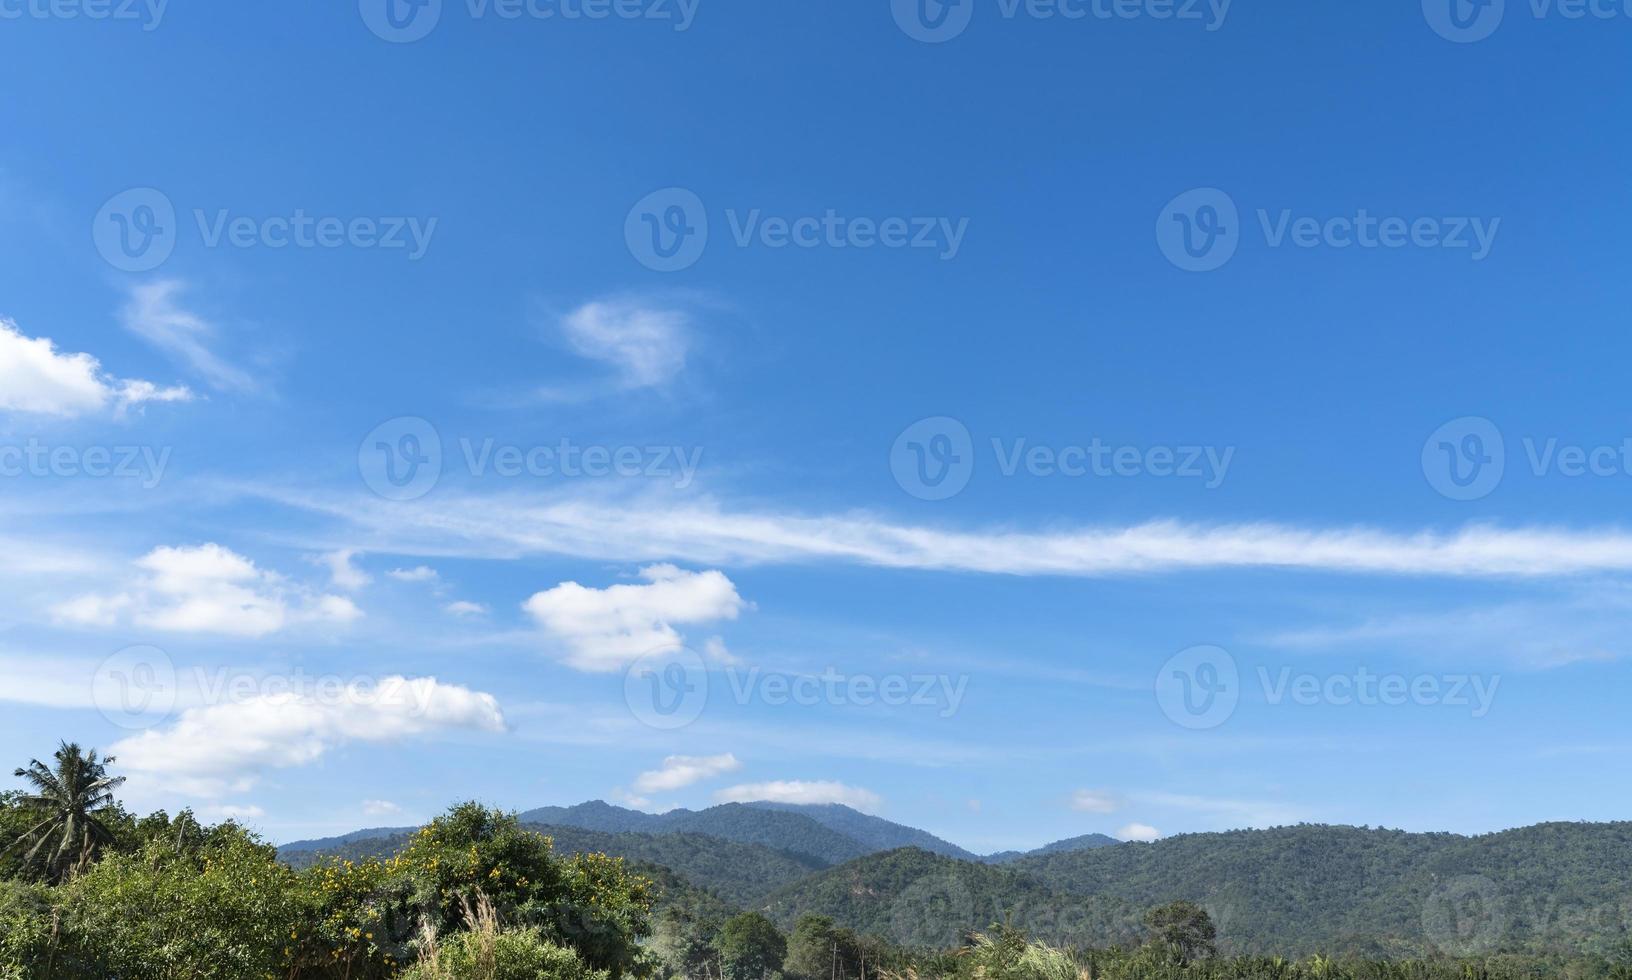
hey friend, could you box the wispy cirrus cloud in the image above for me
[249,483,1632,580]
[120,280,256,392]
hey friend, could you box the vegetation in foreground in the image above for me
[5,742,1632,980]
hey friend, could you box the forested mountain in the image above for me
[1012,822,1632,956]
[985,832,1123,864]
[756,847,1147,949]
[743,801,978,860]
[283,822,822,907]
[518,801,872,866]
[278,804,1632,959]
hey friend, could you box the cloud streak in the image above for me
[258,485,1632,580]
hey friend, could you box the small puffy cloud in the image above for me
[714,780,881,813]
[112,676,505,797]
[388,566,439,583]
[1118,822,1161,842]
[319,549,372,591]
[52,543,362,637]
[1071,789,1122,814]
[120,280,255,392]
[522,565,747,672]
[559,299,690,390]
[632,753,741,794]
[362,799,403,817]
[0,316,191,418]
[445,601,489,617]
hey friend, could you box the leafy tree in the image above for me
[719,912,787,980]
[1143,901,1217,963]
[785,914,843,980]
[651,904,724,980]
[2,743,126,883]
[390,802,655,977]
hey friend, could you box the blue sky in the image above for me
[2,0,1631,850]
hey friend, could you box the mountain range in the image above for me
[277,802,1632,958]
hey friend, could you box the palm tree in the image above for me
[4,741,126,882]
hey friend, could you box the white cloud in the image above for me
[1118,822,1161,842]
[445,600,489,617]
[0,316,191,418]
[120,280,255,392]
[112,676,505,797]
[388,565,439,583]
[633,753,741,794]
[1070,789,1122,814]
[362,799,403,817]
[264,486,1632,580]
[319,549,372,591]
[52,543,363,637]
[522,564,748,671]
[714,780,881,813]
[558,299,689,390]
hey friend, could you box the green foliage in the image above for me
[1144,901,1218,963]
[3,743,126,883]
[718,912,788,980]
[404,895,612,980]
[50,822,311,979]
[759,847,1145,950]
